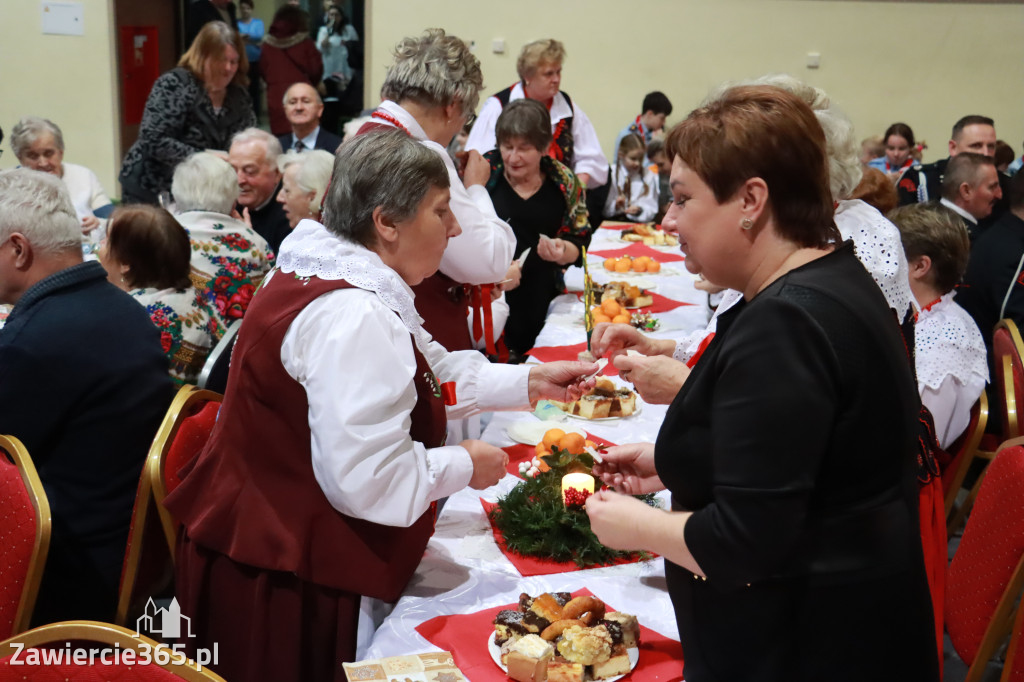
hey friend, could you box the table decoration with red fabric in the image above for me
[414,588,683,682]
[503,433,616,477]
[589,243,685,263]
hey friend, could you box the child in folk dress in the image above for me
[603,133,658,223]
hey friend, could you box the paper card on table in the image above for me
[343,651,466,682]
[480,499,651,575]
[590,243,685,263]
[414,588,684,682]
[516,247,531,268]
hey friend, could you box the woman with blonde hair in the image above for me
[587,85,937,681]
[276,149,335,227]
[120,21,255,204]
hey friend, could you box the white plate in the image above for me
[506,420,587,446]
[591,274,658,290]
[487,633,639,681]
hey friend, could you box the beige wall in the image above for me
[366,0,1024,165]
[1,0,1020,201]
[0,0,121,196]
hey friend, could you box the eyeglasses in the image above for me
[464,112,477,130]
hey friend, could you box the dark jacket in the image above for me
[276,127,343,153]
[0,261,173,624]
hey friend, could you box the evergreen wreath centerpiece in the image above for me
[488,429,657,568]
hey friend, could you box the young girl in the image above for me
[603,133,659,222]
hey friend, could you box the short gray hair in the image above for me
[942,152,996,201]
[516,39,566,81]
[0,169,82,254]
[713,74,863,202]
[281,82,323,106]
[230,127,283,164]
[380,29,483,117]
[322,129,449,247]
[278,149,336,215]
[172,151,240,214]
[10,117,65,160]
[495,98,552,151]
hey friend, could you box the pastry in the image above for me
[552,381,637,420]
[591,644,631,679]
[540,619,587,641]
[546,657,584,682]
[602,612,640,648]
[560,596,606,626]
[555,624,612,665]
[506,635,554,682]
[523,592,563,632]
[494,609,530,645]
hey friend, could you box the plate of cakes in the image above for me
[618,223,679,247]
[549,378,640,421]
[491,592,640,682]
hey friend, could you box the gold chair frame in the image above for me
[0,435,51,638]
[945,390,992,534]
[995,319,1024,440]
[0,620,226,681]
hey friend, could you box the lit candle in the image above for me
[562,473,595,507]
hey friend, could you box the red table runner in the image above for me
[590,243,685,263]
[414,588,684,682]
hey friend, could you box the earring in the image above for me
[740,218,753,230]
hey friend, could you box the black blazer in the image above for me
[277,127,343,154]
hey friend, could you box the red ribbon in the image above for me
[441,382,457,406]
[686,332,716,369]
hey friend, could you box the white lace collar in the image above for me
[274,219,432,350]
[915,292,989,389]
[377,100,429,142]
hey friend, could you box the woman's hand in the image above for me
[590,442,662,493]
[527,360,598,404]
[462,439,509,489]
[585,489,657,551]
[614,195,627,212]
[613,353,689,405]
[590,322,675,360]
[501,261,522,292]
[463,150,490,187]
[537,235,579,265]
[625,204,642,216]
[80,215,100,233]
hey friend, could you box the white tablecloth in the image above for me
[364,223,712,670]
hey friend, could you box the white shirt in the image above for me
[676,199,914,360]
[61,162,112,220]
[375,100,516,286]
[316,26,353,81]
[603,162,659,223]
[940,197,979,225]
[465,82,609,187]
[288,126,322,152]
[276,220,531,527]
[915,293,989,449]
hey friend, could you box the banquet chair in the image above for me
[197,319,240,394]
[150,386,223,555]
[944,390,993,532]
[0,435,51,640]
[0,620,226,680]
[993,319,1024,440]
[1002,593,1024,681]
[946,441,1024,682]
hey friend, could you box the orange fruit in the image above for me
[614,259,632,273]
[612,313,631,324]
[631,259,647,272]
[647,260,661,273]
[535,442,550,457]
[542,428,565,450]
[601,298,621,316]
[603,258,616,271]
[557,432,586,455]
[537,458,551,472]
[584,439,597,450]
[593,313,612,325]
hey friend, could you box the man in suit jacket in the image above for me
[939,153,1003,244]
[229,128,291,255]
[0,169,173,625]
[276,83,343,154]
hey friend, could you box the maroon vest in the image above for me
[164,270,446,600]
[357,117,474,352]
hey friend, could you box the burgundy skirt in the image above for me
[176,531,361,682]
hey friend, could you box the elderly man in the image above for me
[899,115,1010,226]
[172,151,273,326]
[0,169,173,624]
[228,128,290,254]
[939,153,1003,243]
[276,83,343,153]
